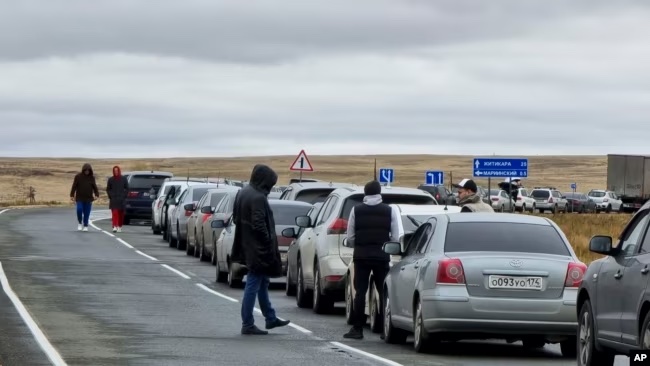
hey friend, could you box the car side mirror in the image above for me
[295,215,311,228]
[200,206,212,214]
[382,241,402,255]
[281,227,296,238]
[589,235,613,255]
[211,220,225,229]
[183,203,195,211]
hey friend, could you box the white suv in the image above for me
[530,187,568,214]
[289,186,436,314]
[514,187,536,213]
[587,189,623,213]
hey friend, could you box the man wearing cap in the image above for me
[454,179,494,212]
[343,180,401,340]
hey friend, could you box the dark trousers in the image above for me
[76,201,92,226]
[352,259,389,328]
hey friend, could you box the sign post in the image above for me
[289,150,314,182]
[378,168,394,187]
[570,183,577,212]
[425,170,444,185]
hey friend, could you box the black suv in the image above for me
[417,184,456,205]
[124,171,173,224]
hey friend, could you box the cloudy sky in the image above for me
[1,0,649,158]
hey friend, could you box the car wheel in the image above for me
[199,234,209,261]
[369,285,383,333]
[560,336,577,358]
[177,223,186,250]
[345,275,353,325]
[606,204,611,213]
[211,237,217,265]
[577,300,615,366]
[285,266,296,296]
[186,229,195,256]
[414,298,438,353]
[383,290,407,344]
[227,262,243,288]
[312,264,334,314]
[521,204,526,213]
[168,221,177,248]
[500,205,504,212]
[215,256,227,283]
[295,258,313,308]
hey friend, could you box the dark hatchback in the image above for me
[124,171,173,224]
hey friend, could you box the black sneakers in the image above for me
[241,325,268,335]
[343,326,363,339]
[266,319,290,330]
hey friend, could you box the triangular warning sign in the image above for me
[289,150,314,171]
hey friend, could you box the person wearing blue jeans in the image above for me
[70,163,99,232]
[231,164,290,335]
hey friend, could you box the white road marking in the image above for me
[101,231,115,238]
[89,222,103,232]
[196,284,239,303]
[116,238,134,249]
[0,209,10,215]
[330,341,404,366]
[160,264,190,279]
[135,250,158,261]
[0,262,68,366]
[86,216,396,365]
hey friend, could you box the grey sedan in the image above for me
[381,212,583,357]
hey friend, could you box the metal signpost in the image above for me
[571,182,577,212]
[289,150,314,182]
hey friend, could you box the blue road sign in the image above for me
[425,170,444,185]
[379,168,394,184]
[473,157,528,178]
[571,183,577,190]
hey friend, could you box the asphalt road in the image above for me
[0,207,631,366]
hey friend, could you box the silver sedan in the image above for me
[381,212,584,357]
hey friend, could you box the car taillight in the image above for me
[435,193,440,200]
[517,196,522,200]
[564,262,587,287]
[603,198,609,202]
[491,197,499,201]
[157,200,163,208]
[127,191,139,198]
[327,218,347,235]
[436,258,465,284]
[548,197,554,203]
[185,209,193,217]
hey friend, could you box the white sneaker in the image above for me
[78,224,83,231]
[112,227,117,233]
[117,227,122,233]
[82,226,88,232]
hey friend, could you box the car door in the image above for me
[609,192,623,211]
[596,210,650,342]
[302,195,336,287]
[395,222,434,319]
[619,210,650,345]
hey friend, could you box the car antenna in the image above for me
[217,171,220,187]
[186,168,189,183]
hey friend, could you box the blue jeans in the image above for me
[241,271,277,328]
[76,202,92,226]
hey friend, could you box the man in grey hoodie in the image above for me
[343,180,400,340]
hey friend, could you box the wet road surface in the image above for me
[0,207,631,365]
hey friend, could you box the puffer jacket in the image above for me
[230,164,283,277]
[70,163,99,203]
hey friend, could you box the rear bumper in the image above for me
[318,255,347,298]
[420,286,577,336]
[125,206,152,219]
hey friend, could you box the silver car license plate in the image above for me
[488,275,542,290]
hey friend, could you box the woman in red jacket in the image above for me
[106,166,129,232]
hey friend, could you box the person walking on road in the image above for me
[231,164,290,335]
[454,178,494,213]
[70,163,99,231]
[343,180,400,340]
[106,165,129,233]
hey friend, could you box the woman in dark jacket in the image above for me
[106,165,129,233]
[70,163,99,231]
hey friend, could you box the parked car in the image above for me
[213,199,313,288]
[279,181,356,204]
[381,213,582,357]
[285,201,323,296]
[530,187,568,214]
[203,189,241,266]
[587,189,623,213]
[564,192,596,213]
[151,178,212,235]
[287,185,436,314]
[576,199,650,366]
[342,204,461,332]
[186,187,240,259]
[123,171,173,224]
[488,189,514,212]
[514,187,536,213]
[416,184,456,205]
[167,184,220,250]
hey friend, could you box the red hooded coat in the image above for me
[106,165,129,210]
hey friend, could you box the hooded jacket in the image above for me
[70,163,99,203]
[459,193,495,212]
[106,166,129,210]
[230,164,282,277]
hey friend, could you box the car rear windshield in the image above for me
[564,193,578,199]
[444,222,570,256]
[589,191,606,197]
[210,192,228,206]
[341,194,435,219]
[270,204,312,225]
[294,189,336,204]
[129,175,171,190]
[530,190,550,198]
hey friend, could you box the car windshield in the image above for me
[401,214,433,232]
[341,194,435,219]
[270,204,312,225]
[445,222,571,256]
[129,175,170,189]
[530,190,550,198]
[590,191,606,197]
[294,189,336,204]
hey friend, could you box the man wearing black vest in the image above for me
[343,180,400,340]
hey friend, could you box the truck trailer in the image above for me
[607,154,650,212]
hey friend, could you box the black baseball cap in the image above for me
[453,178,478,193]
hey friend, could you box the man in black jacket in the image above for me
[231,164,290,335]
[70,163,99,232]
[343,180,400,340]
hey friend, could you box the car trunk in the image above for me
[448,252,570,299]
